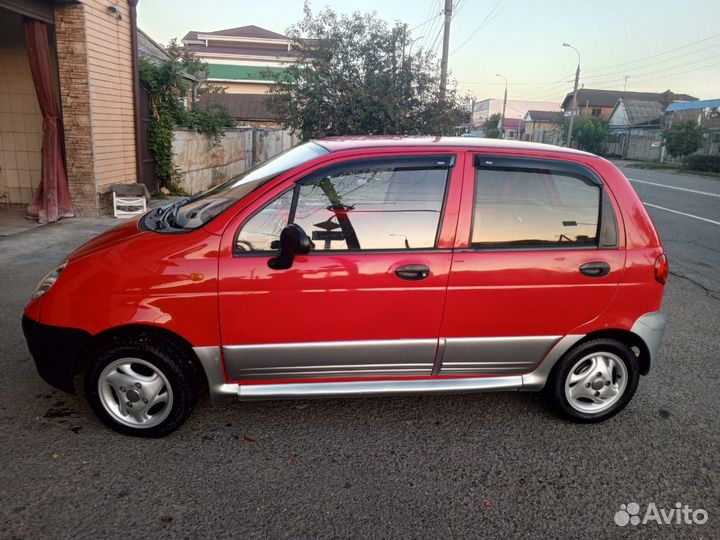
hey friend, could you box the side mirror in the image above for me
[268,224,312,270]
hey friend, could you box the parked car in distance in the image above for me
[23,137,668,437]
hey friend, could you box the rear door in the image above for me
[438,153,625,376]
[218,152,463,382]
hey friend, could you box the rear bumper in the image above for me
[22,315,91,394]
[631,311,667,373]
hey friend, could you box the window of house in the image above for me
[236,159,451,253]
[471,164,601,248]
[591,108,602,117]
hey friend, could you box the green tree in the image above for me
[565,115,610,154]
[139,53,234,191]
[265,4,468,139]
[484,113,502,139]
[662,119,706,159]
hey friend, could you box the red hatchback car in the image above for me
[23,137,668,436]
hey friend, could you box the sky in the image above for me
[137,0,720,103]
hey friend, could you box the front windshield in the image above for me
[164,142,329,230]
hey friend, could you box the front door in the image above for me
[218,153,462,382]
[438,154,626,376]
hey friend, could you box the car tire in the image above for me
[85,333,199,437]
[545,338,640,423]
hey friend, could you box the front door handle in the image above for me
[395,264,431,281]
[579,261,611,278]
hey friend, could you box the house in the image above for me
[0,0,143,221]
[499,118,524,140]
[561,88,697,119]
[471,98,559,127]
[608,98,665,129]
[665,98,720,128]
[181,25,306,126]
[606,98,667,160]
[523,110,564,144]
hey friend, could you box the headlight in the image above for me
[32,262,67,300]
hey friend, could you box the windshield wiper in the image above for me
[153,197,189,230]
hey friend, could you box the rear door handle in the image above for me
[579,261,611,278]
[395,264,431,281]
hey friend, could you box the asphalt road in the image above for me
[1,166,718,540]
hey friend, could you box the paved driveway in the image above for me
[0,169,718,539]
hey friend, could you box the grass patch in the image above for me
[624,160,720,179]
[626,161,676,170]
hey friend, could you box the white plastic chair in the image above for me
[111,184,149,219]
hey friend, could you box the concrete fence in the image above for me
[172,127,296,194]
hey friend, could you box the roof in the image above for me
[199,94,280,122]
[501,118,524,129]
[183,25,288,42]
[561,88,698,110]
[137,28,171,64]
[207,64,285,82]
[666,98,720,112]
[525,110,563,123]
[615,99,665,127]
[314,136,593,157]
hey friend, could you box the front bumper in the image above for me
[22,315,91,394]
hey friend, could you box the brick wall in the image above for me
[54,3,97,216]
[53,0,137,216]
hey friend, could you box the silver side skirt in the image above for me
[193,334,587,401]
[238,376,523,400]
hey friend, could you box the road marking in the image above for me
[629,177,720,198]
[644,203,720,226]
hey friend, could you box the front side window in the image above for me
[472,163,601,248]
[236,158,451,253]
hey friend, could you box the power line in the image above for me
[582,47,720,80]
[582,53,720,86]
[582,32,720,73]
[452,0,469,19]
[450,0,510,55]
[421,0,444,51]
[410,11,442,32]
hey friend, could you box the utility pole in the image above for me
[563,42,580,148]
[439,0,453,101]
[623,74,630,92]
[497,73,508,138]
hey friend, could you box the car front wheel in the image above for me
[85,335,199,437]
[546,338,640,422]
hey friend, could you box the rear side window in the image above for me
[236,157,452,253]
[472,161,601,248]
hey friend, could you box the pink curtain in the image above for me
[24,19,74,224]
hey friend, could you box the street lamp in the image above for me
[496,73,508,138]
[563,42,581,148]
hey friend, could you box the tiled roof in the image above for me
[199,93,280,122]
[183,25,288,42]
[525,110,563,123]
[620,99,665,126]
[561,88,697,110]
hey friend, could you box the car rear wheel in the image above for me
[85,335,199,437]
[546,338,640,422]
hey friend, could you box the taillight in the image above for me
[654,253,668,284]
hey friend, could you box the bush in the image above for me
[682,154,720,173]
[662,120,705,159]
[564,115,610,155]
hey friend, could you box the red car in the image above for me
[23,137,668,437]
